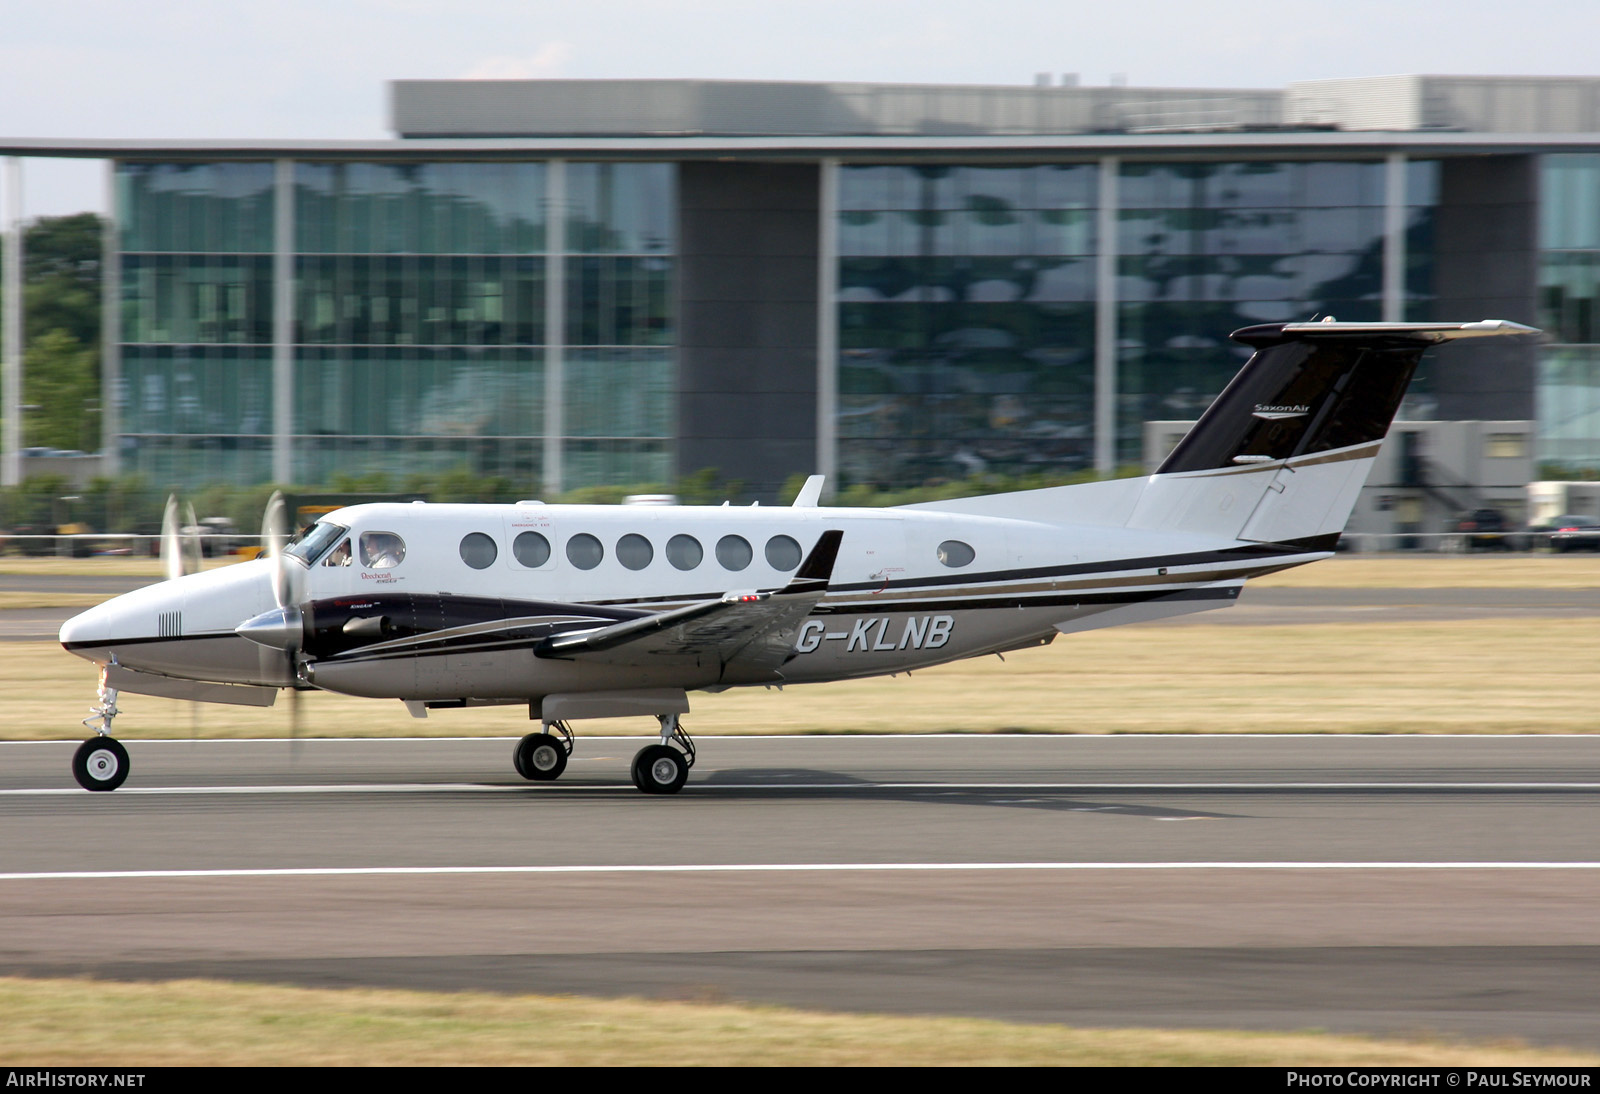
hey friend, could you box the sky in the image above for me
[5,0,1600,218]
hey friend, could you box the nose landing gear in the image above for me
[74,666,129,792]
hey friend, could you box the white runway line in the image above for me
[4,862,1600,882]
[4,780,1600,796]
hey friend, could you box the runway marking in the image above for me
[4,780,1600,797]
[3,862,1600,882]
[9,780,1600,799]
[3,780,1600,799]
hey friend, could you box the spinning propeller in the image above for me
[159,494,201,581]
[236,491,311,746]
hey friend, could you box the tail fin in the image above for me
[1127,320,1537,544]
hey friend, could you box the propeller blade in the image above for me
[182,501,202,576]
[161,495,182,581]
[262,491,294,608]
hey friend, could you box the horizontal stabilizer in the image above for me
[1158,320,1539,477]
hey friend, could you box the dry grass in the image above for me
[1255,553,1600,588]
[19,614,1600,740]
[0,977,1591,1067]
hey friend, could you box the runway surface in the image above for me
[3,734,1599,1048]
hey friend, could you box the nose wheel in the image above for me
[73,667,130,791]
[72,737,129,792]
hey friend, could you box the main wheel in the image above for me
[72,737,129,792]
[631,744,688,795]
[514,732,568,782]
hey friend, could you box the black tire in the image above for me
[72,737,129,792]
[514,732,568,782]
[631,744,688,795]
[512,737,529,778]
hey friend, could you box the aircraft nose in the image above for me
[59,599,117,649]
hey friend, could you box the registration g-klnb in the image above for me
[794,614,954,654]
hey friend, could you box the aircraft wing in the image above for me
[534,530,843,680]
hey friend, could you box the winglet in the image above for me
[791,474,825,507]
[787,529,843,590]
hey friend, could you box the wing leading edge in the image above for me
[533,530,844,680]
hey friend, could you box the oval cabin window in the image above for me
[666,534,703,570]
[765,535,801,571]
[617,533,654,571]
[566,533,604,570]
[459,532,497,570]
[716,534,752,571]
[937,540,975,567]
[513,531,551,568]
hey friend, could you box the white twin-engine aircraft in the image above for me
[59,319,1536,794]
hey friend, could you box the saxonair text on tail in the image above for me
[58,319,1538,794]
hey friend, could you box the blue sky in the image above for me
[5,0,1599,216]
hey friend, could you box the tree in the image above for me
[23,329,97,451]
[0,213,105,452]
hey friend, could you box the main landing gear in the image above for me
[513,721,573,781]
[73,667,129,792]
[632,714,695,795]
[511,713,696,795]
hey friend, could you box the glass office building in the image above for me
[1539,153,1600,472]
[837,164,1098,486]
[115,160,675,489]
[28,76,1557,500]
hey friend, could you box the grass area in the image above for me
[0,555,235,578]
[23,614,1600,740]
[1253,553,1600,588]
[0,977,1591,1067]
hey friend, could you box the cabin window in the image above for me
[323,538,353,567]
[617,533,653,571]
[360,531,406,569]
[666,534,703,570]
[765,535,801,571]
[459,532,497,570]
[567,533,604,570]
[716,534,752,571]
[513,531,551,568]
[937,540,976,567]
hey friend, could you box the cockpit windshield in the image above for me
[285,521,349,564]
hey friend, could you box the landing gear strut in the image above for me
[631,713,694,795]
[74,665,129,792]
[513,721,573,781]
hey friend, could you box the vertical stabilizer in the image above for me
[1125,321,1538,544]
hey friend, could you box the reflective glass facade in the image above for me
[114,160,675,489]
[837,165,1098,487]
[562,163,675,487]
[118,163,277,483]
[292,161,548,484]
[1539,155,1600,471]
[1115,160,1437,463]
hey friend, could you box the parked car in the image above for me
[1455,508,1515,551]
[1535,514,1600,552]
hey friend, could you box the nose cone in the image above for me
[235,605,304,651]
[59,598,120,655]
